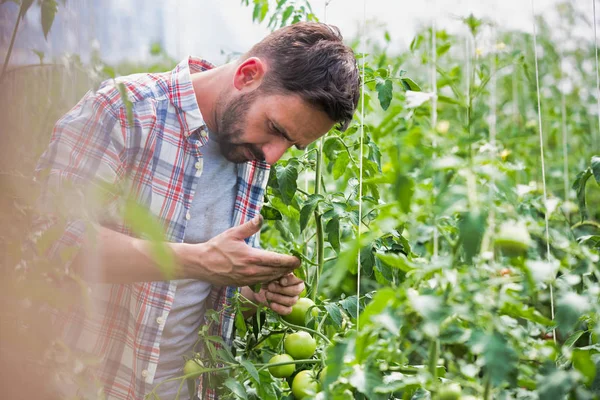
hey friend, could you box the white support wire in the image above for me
[356,0,367,331]
[594,0,600,152]
[431,0,439,259]
[530,0,556,339]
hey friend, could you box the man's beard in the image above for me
[213,90,265,163]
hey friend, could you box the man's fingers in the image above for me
[230,215,263,240]
[277,273,303,287]
[269,303,293,316]
[267,281,304,297]
[250,248,301,269]
[266,292,299,306]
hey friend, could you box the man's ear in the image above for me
[233,57,266,91]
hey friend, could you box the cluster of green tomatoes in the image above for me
[268,297,325,399]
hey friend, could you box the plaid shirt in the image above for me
[35,57,270,399]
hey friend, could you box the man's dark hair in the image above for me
[244,22,360,131]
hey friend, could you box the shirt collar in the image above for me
[169,56,215,135]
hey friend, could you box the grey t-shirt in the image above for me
[153,137,237,398]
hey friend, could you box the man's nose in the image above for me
[262,140,289,165]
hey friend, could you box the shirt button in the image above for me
[156,316,165,325]
[200,129,208,138]
[142,369,149,378]
[195,161,203,171]
[185,212,191,220]
[184,131,190,137]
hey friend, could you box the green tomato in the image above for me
[268,354,295,378]
[183,359,204,378]
[292,370,320,399]
[283,298,318,326]
[284,331,317,360]
[435,383,462,400]
[494,221,531,257]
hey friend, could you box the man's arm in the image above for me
[73,216,300,286]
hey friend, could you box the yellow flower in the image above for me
[500,149,511,161]
[495,42,506,51]
[475,47,484,57]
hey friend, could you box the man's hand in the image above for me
[240,273,305,318]
[178,215,301,287]
[254,273,305,315]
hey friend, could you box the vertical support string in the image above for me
[487,24,498,253]
[356,0,367,331]
[431,0,439,259]
[593,0,600,152]
[531,0,556,340]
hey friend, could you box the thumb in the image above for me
[230,215,263,240]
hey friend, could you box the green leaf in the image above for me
[260,205,282,220]
[480,332,517,386]
[359,287,396,327]
[323,341,348,393]
[395,174,414,213]
[117,82,134,127]
[102,65,116,79]
[556,292,590,334]
[259,0,269,22]
[123,199,175,280]
[32,49,44,64]
[40,0,58,40]
[572,168,592,221]
[591,156,600,184]
[437,95,464,106]
[340,296,359,319]
[224,378,248,400]
[300,194,323,232]
[240,358,260,382]
[333,151,350,180]
[573,349,596,386]
[324,303,343,326]
[537,367,578,400]
[349,364,382,398]
[437,42,451,57]
[375,252,415,272]
[564,330,585,348]
[19,0,35,19]
[281,5,294,26]
[458,210,487,263]
[400,77,422,91]
[187,377,197,399]
[376,79,393,110]
[500,302,554,326]
[326,217,340,253]
[275,159,299,205]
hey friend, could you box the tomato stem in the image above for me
[279,316,331,345]
[257,358,320,371]
[428,339,439,380]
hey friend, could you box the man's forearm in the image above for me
[72,226,195,284]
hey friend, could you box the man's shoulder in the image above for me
[95,70,172,110]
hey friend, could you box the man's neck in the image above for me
[190,63,235,135]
